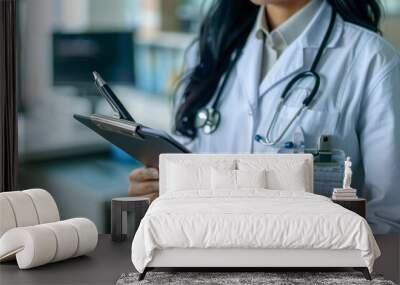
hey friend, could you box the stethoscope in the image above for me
[194,9,337,145]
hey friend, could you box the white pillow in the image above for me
[236,169,267,188]
[211,169,267,190]
[238,159,308,191]
[167,163,209,191]
[211,168,236,190]
[266,161,307,191]
[166,161,235,192]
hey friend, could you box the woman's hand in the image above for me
[128,167,159,201]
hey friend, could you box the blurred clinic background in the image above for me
[17,0,400,233]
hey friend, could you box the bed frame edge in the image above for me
[137,267,372,281]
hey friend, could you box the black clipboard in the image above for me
[73,72,190,167]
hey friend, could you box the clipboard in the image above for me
[73,72,190,167]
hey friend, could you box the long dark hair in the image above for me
[175,0,382,138]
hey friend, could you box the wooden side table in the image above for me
[331,198,366,218]
[111,197,150,242]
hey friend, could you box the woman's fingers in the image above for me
[129,167,158,182]
[128,167,159,197]
[129,180,159,196]
[144,192,159,203]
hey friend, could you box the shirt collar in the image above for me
[255,0,323,47]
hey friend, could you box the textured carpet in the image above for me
[116,272,396,285]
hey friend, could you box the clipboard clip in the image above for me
[90,114,144,139]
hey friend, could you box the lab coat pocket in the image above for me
[276,105,340,142]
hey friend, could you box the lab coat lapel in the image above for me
[258,1,342,98]
[235,34,264,107]
[258,44,304,97]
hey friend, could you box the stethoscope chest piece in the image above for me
[195,107,221,134]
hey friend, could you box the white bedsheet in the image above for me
[131,190,380,273]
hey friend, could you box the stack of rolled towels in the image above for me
[0,189,98,269]
[332,188,358,200]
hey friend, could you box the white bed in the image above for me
[131,154,380,280]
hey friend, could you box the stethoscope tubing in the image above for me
[256,10,336,145]
[195,8,337,141]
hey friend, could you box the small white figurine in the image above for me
[343,156,353,189]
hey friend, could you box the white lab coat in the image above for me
[174,1,400,233]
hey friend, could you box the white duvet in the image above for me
[131,190,380,273]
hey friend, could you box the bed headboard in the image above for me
[159,154,314,195]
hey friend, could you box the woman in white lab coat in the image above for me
[129,0,400,234]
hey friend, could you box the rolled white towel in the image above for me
[42,221,79,262]
[0,225,57,268]
[0,196,17,237]
[0,189,60,237]
[0,218,98,269]
[23,189,60,224]
[63,218,98,257]
[0,191,40,227]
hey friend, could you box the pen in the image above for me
[93,71,135,122]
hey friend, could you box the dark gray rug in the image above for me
[116,272,396,285]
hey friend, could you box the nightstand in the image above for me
[331,198,366,218]
[111,196,151,242]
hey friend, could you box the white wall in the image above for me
[19,0,53,110]
[381,16,400,49]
